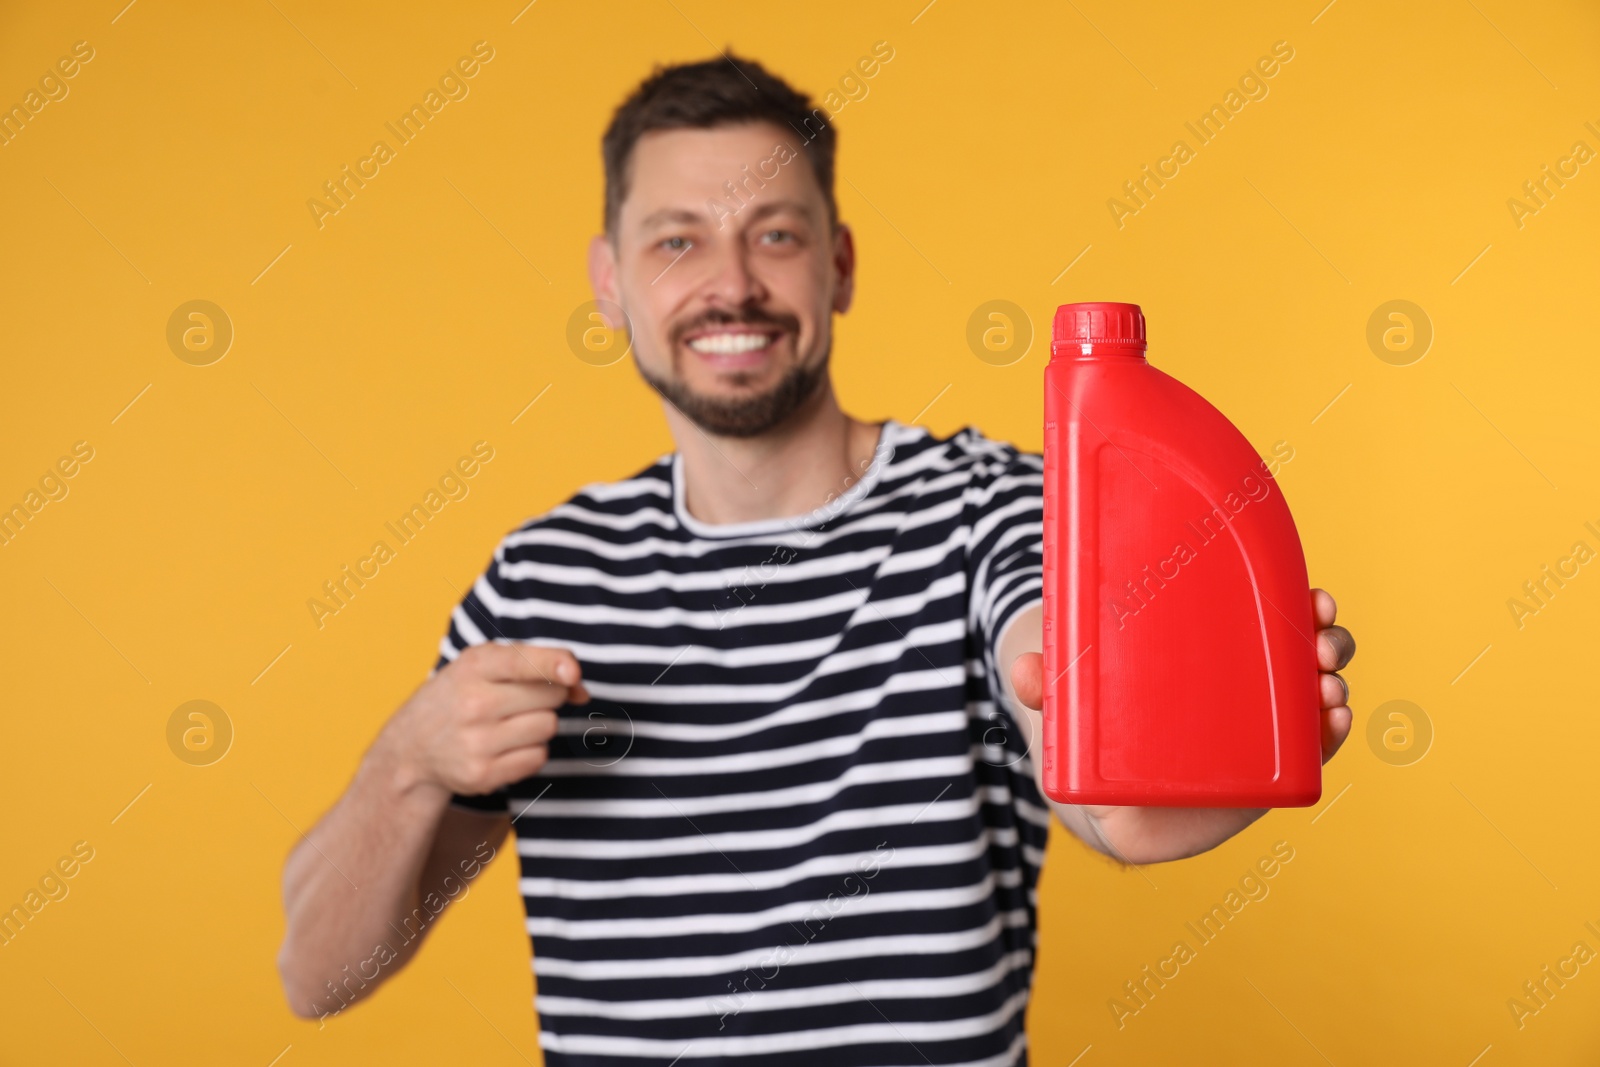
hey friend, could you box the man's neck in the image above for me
[665,383,882,527]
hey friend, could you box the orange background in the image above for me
[2,1,1598,1063]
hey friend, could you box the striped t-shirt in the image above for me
[435,419,1051,1067]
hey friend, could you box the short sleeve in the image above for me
[965,446,1045,659]
[434,543,512,815]
[961,443,1045,769]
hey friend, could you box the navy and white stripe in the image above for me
[436,420,1049,1067]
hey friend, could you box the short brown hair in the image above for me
[600,51,838,238]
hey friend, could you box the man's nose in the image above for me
[701,240,765,307]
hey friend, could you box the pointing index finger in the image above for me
[471,641,582,686]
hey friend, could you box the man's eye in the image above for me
[659,236,692,252]
[762,230,795,245]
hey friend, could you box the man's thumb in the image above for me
[1010,651,1044,711]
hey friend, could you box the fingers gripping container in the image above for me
[1040,302,1322,808]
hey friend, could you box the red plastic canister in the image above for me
[1041,302,1322,808]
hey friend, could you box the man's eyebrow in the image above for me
[636,198,818,231]
[638,207,704,229]
[740,199,817,223]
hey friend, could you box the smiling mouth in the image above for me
[683,330,782,356]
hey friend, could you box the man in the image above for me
[277,52,1356,1065]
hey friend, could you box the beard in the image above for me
[636,310,829,438]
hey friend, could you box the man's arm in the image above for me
[996,589,1356,866]
[278,768,508,1019]
[276,642,587,1018]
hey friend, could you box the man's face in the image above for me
[589,121,854,438]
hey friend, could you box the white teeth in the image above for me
[687,332,774,355]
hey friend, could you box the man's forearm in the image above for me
[277,735,455,1017]
[276,642,570,1018]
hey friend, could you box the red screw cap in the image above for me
[1052,302,1147,356]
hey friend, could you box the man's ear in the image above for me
[831,222,856,316]
[588,233,620,309]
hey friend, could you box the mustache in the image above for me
[672,307,799,345]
